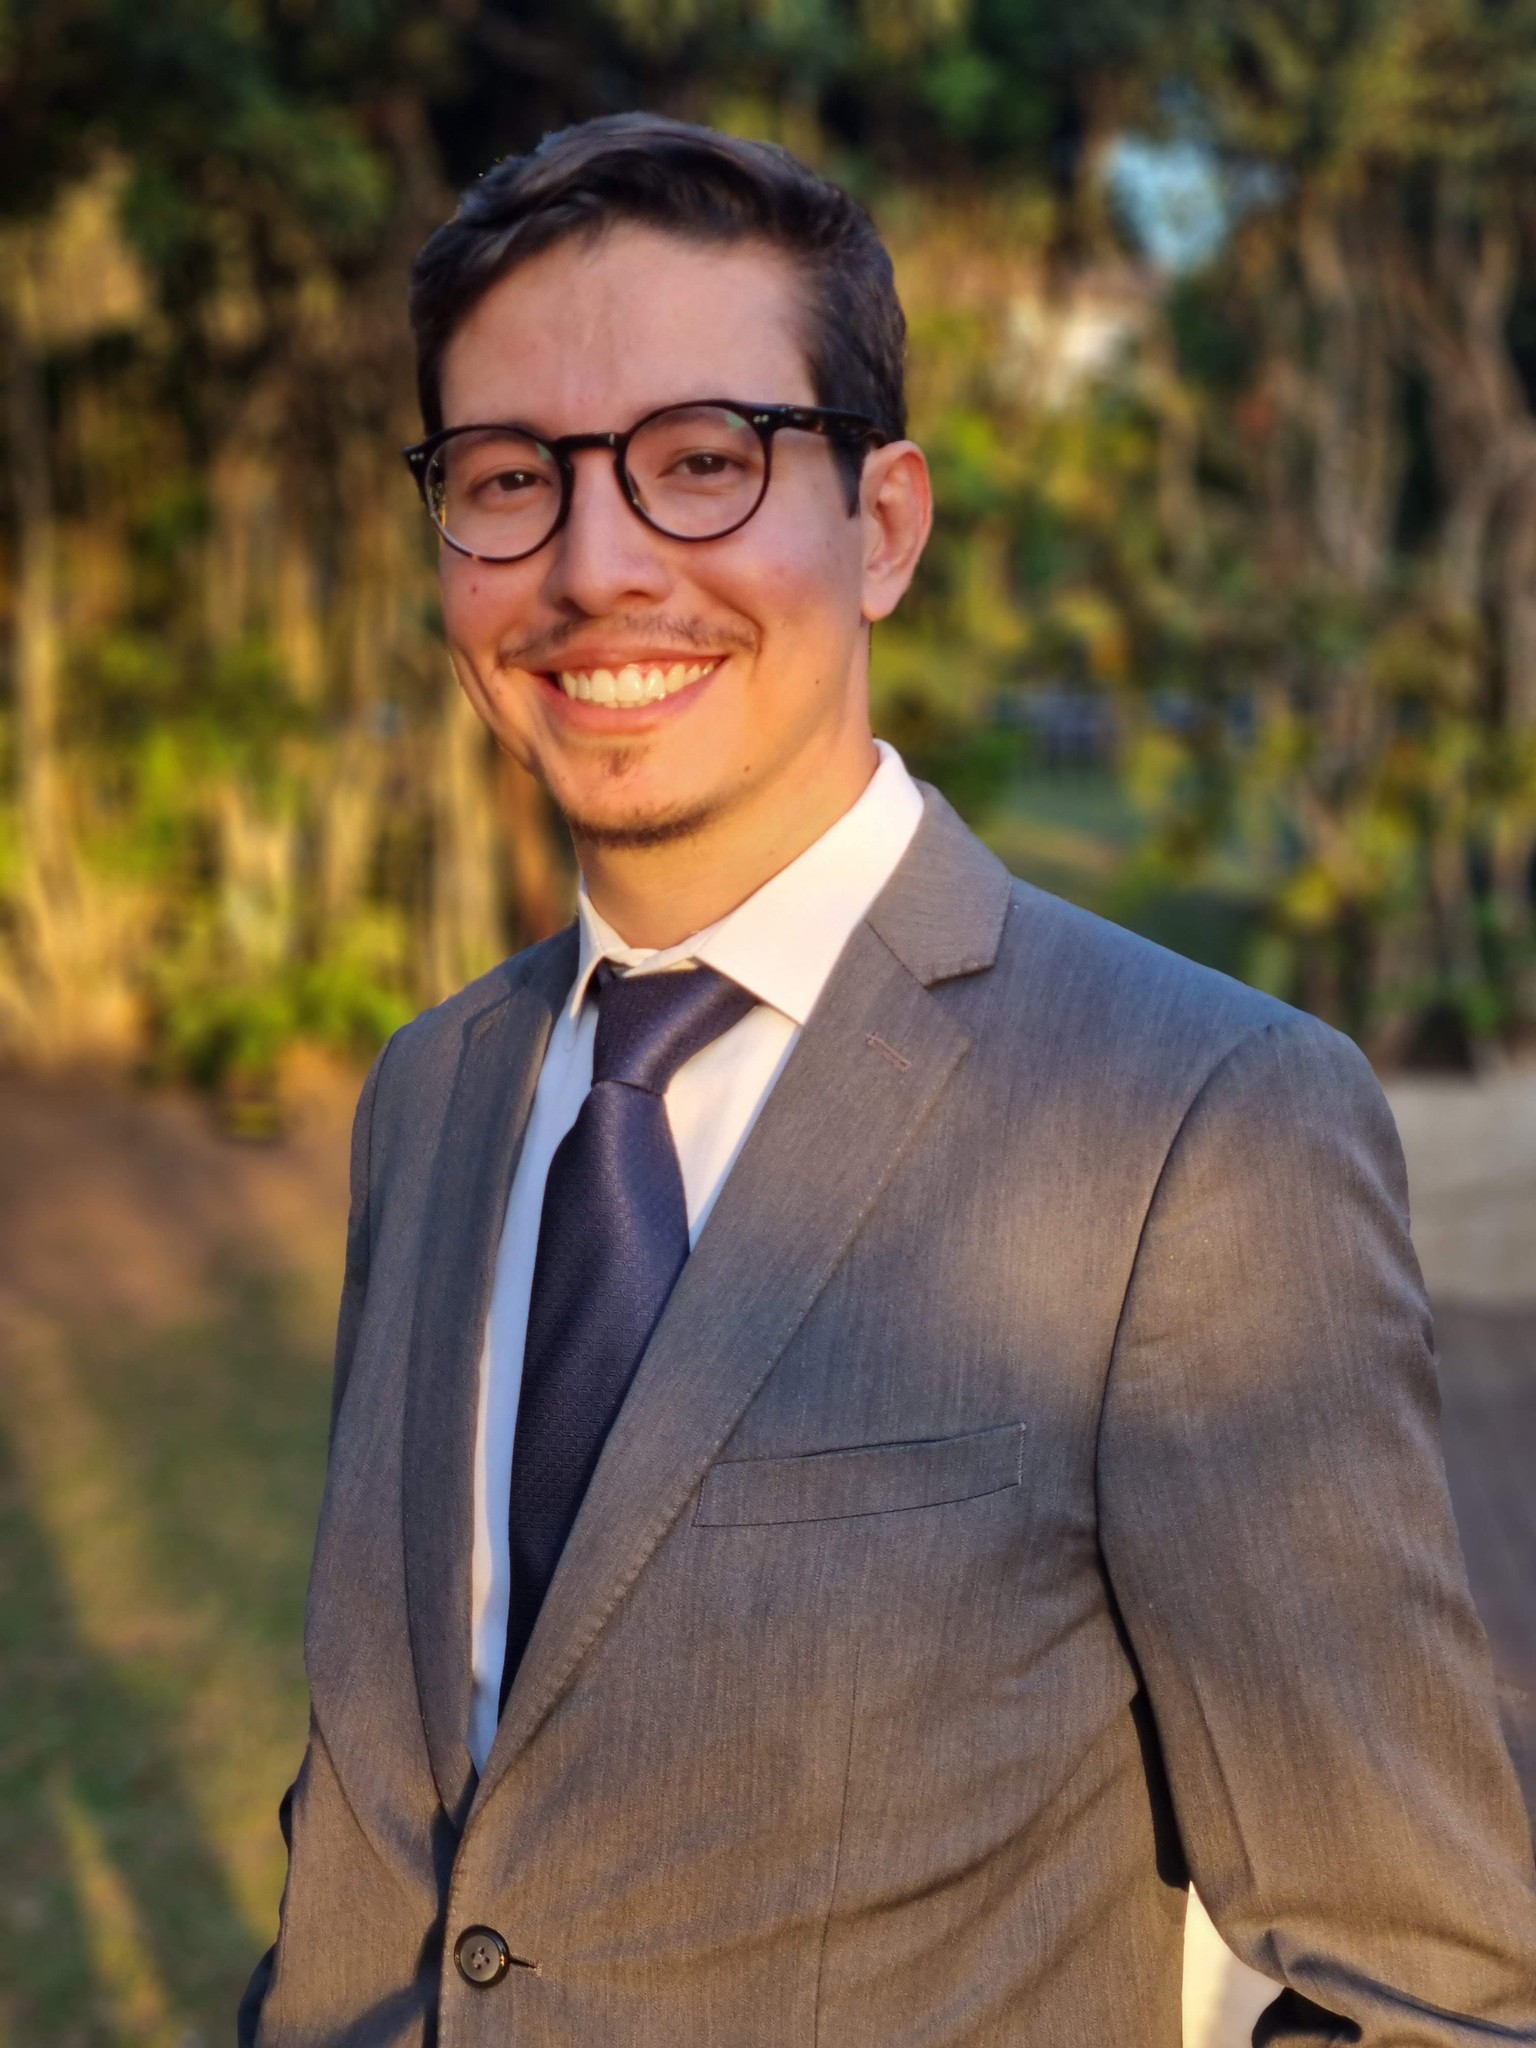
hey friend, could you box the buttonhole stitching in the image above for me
[865,1034,911,1071]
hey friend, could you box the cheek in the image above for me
[711,514,859,647]
[439,565,483,644]
[440,560,530,653]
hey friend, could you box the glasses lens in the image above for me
[625,406,766,538]
[426,428,561,559]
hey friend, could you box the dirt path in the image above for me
[0,1057,353,1340]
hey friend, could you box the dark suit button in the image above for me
[454,1926,511,1986]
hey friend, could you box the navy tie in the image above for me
[502,962,757,1705]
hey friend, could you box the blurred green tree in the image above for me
[2,0,1534,1092]
[1141,0,1536,1049]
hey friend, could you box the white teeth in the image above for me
[556,658,718,705]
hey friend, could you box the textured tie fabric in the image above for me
[501,962,758,1706]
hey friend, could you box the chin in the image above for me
[559,788,726,852]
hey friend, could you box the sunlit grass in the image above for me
[0,1275,331,2045]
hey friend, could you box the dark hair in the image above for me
[409,113,906,503]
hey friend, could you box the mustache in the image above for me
[498,613,758,671]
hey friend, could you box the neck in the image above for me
[575,734,880,951]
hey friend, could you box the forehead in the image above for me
[437,223,817,432]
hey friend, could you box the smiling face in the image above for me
[435,223,927,876]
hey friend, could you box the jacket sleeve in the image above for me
[1097,1013,1536,2043]
[237,1044,389,2044]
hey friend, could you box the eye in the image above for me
[669,448,747,480]
[476,466,546,499]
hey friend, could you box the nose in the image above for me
[539,446,672,615]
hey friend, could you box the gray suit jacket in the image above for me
[244,789,1536,2046]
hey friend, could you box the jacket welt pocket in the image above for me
[694,1422,1025,1528]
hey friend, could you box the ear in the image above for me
[858,441,933,624]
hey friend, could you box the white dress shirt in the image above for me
[467,740,925,1768]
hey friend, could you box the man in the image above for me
[242,114,1536,2046]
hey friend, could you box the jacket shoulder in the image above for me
[987,874,1366,1109]
[370,924,578,1117]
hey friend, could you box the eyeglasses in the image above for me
[402,399,887,563]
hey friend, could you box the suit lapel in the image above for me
[402,928,578,1826]
[474,794,1012,1809]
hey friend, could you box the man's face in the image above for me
[436,224,899,848]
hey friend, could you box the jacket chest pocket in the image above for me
[694,1421,1024,1527]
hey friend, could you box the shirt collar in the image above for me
[568,740,924,1029]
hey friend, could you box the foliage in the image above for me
[2,0,1536,1087]
[880,2,1536,1057]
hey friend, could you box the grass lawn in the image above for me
[0,1068,349,2047]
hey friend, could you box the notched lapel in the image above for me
[865,783,1013,987]
[475,919,977,1809]
[402,930,576,1827]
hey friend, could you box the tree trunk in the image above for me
[1294,197,1397,594]
[3,249,64,892]
[423,678,502,1001]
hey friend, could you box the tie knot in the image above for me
[591,962,756,1095]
